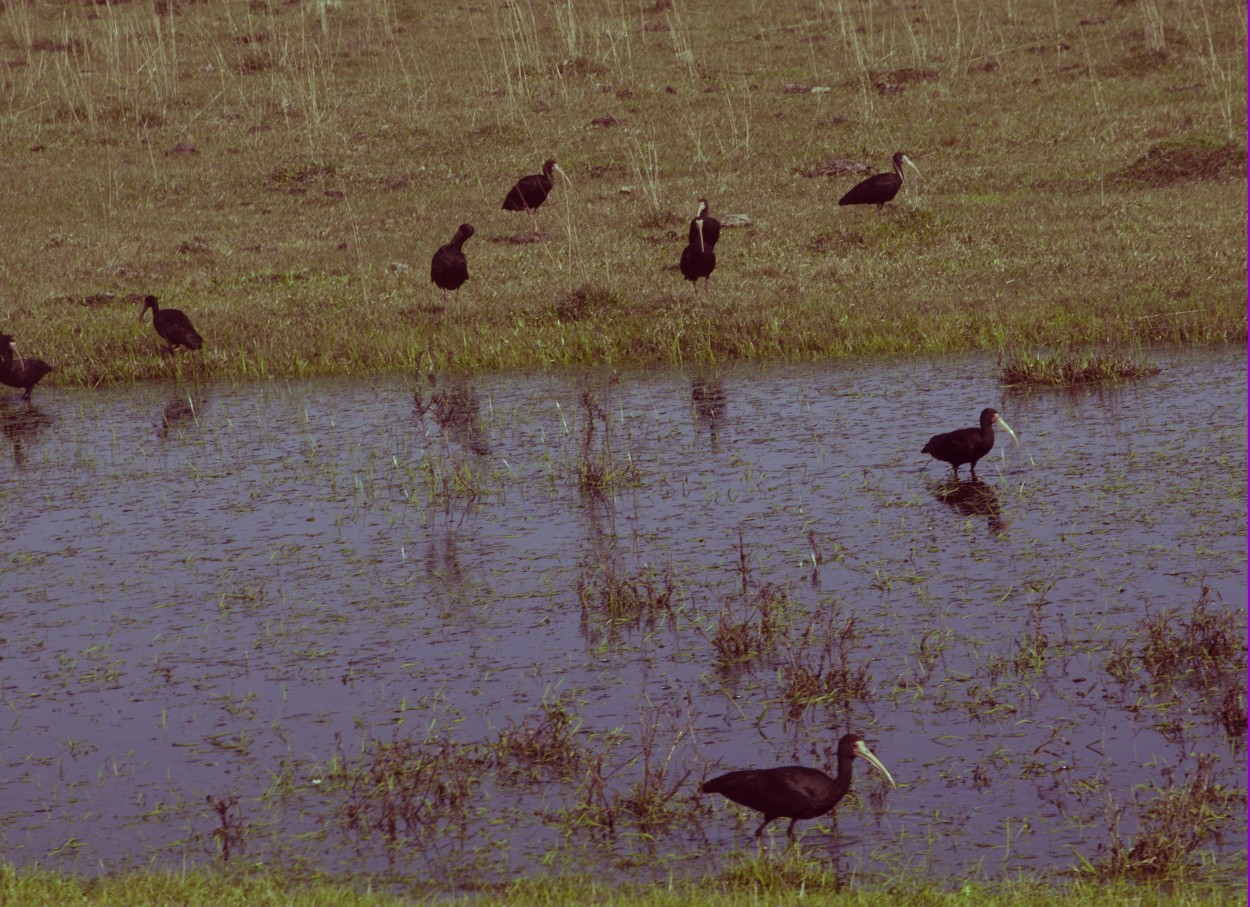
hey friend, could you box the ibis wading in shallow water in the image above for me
[838,151,920,213]
[922,407,1019,479]
[679,197,720,291]
[502,158,565,231]
[701,733,896,843]
[0,333,53,402]
[140,295,203,352]
[430,223,475,303]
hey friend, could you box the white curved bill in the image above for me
[994,415,1020,447]
[853,740,897,789]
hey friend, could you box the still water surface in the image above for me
[0,348,1244,884]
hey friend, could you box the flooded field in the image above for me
[0,348,1244,887]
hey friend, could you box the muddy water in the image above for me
[0,348,1244,884]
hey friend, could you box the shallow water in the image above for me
[0,348,1245,885]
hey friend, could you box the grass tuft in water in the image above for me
[1091,754,1246,879]
[998,348,1162,386]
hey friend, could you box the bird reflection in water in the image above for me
[413,372,490,458]
[691,373,727,451]
[0,403,52,467]
[931,478,1008,533]
[157,394,202,440]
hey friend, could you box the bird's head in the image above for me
[893,151,921,177]
[139,295,159,322]
[983,408,1020,445]
[840,734,897,788]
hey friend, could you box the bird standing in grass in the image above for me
[0,333,54,402]
[701,733,896,844]
[430,223,475,304]
[140,295,203,353]
[688,197,721,251]
[921,407,1019,479]
[680,197,719,292]
[838,151,920,213]
[502,158,565,232]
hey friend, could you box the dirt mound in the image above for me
[1110,139,1245,187]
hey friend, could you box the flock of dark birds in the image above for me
[431,151,916,300]
[1,150,1026,848]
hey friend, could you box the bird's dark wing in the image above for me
[838,173,902,206]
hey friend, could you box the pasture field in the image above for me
[0,0,1243,386]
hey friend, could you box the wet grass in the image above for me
[0,354,1242,885]
[1090,754,1246,880]
[2,865,1247,906]
[0,0,1242,388]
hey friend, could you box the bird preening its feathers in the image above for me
[430,223,475,303]
[701,733,896,843]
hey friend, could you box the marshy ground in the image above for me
[0,0,1244,902]
[0,349,1244,892]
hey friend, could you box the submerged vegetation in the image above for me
[0,0,1244,902]
[0,0,1242,386]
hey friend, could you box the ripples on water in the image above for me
[0,349,1244,883]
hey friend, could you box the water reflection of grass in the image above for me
[2,355,1243,888]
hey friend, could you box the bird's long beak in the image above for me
[554,163,571,184]
[696,218,706,254]
[853,740,897,789]
[993,415,1020,446]
[902,154,921,176]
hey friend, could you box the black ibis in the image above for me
[701,733,896,843]
[679,241,716,290]
[680,197,720,291]
[838,151,920,213]
[140,295,203,352]
[502,158,565,230]
[922,407,1019,479]
[430,223,475,303]
[0,333,53,402]
[688,197,721,252]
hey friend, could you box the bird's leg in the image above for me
[785,819,798,844]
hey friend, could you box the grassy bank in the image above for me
[0,0,1243,387]
[3,864,1247,907]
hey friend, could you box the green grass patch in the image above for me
[2,864,1246,906]
[998,347,1162,386]
[0,0,1241,386]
